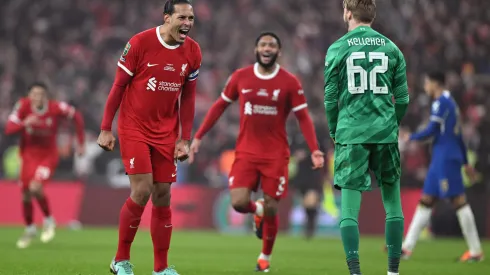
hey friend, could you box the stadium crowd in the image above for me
[0,0,489,188]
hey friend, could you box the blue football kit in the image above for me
[410,91,468,198]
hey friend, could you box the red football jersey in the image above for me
[7,98,78,159]
[116,26,202,145]
[221,63,308,159]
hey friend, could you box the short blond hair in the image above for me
[343,0,376,23]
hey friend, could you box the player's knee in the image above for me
[419,195,436,208]
[450,194,467,209]
[339,217,358,227]
[28,182,43,197]
[130,181,153,205]
[303,191,319,208]
[231,196,251,213]
[152,183,171,207]
[263,196,279,216]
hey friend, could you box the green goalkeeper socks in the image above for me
[341,225,361,274]
[386,220,403,272]
[381,180,404,273]
[340,189,362,274]
[340,183,403,275]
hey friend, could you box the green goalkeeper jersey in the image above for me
[324,26,409,144]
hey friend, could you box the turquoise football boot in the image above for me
[110,258,135,275]
[152,266,180,275]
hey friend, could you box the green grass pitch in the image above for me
[0,227,488,274]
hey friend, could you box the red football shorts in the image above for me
[228,156,289,200]
[20,155,59,190]
[119,138,177,183]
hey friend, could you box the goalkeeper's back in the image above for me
[324,26,409,144]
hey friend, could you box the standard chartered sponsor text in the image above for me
[158,81,182,92]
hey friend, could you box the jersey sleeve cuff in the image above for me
[117,62,134,76]
[292,103,308,112]
[8,114,22,125]
[430,116,444,124]
[221,93,234,103]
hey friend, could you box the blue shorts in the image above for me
[423,160,465,198]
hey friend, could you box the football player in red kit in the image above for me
[5,82,85,249]
[96,1,201,274]
[189,32,324,272]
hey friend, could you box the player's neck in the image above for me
[31,101,47,112]
[433,89,444,99]
[256,64,277,75]
[159,24,179,46]
[348,22,372,32]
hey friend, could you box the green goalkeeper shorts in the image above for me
[333,143,401,191]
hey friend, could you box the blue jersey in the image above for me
[410,91,468,164]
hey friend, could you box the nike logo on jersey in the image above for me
[172,173,177,177]
[241,89,252,94]
[147,63,158,67]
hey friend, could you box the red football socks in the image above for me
[247,201,257,213]
[234,201,257,214]
[23,201,33,226]
[115,198,145,261]
[36,196,51,217]
[262,215,279,255]
[151,206,172,272]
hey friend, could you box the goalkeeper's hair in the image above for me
[343,0,376,23]
[255,32,282,49]
[426,71,446,86]
[163,0,192,15]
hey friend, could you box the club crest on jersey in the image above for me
[272,89,281,101]
[180,63,188,76]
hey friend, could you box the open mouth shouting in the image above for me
[178,28,189,40]
[260,52,273,63]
